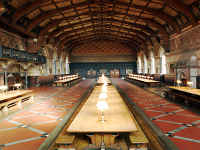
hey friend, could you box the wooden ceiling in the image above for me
[0,0,200,52]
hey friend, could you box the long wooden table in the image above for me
[67,85,137,133]
[66,85,138,147]
[168,86,200,104]
[52,84,148,149]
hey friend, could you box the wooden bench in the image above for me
[129,130,149,150]
[55,134,75,149]
[129,116,149,150]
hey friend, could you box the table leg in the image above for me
[87,134,118,147]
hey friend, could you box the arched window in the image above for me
[144,55,148,74]
[52,52,57,75]
[66,56,70,74]
[53,59,56,75]
[150,51,155,74]
[60,59,63,74]
[160,47,167,74]
[137,56,142,74]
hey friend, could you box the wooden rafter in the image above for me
[25,2,178,33]
[163,0,196,24]
[59,32,145,49]
[48,23,151,40]
[57,28,146,44]
[47,18,156,38]
[64,39,140,53]
[2,0,198,53]
[40,11,168,36]
[106,0,180,32]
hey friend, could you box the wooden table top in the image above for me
[128,77,160,83]
[0,90,33,101]
[168,86,200,96]
[66,85,137,133]
[54,79,71,83]
[54,77,78,83]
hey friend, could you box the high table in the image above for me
[54,78,72,87]
[54,75,80,87]
[97,76,111,85]
[127,76,160,87]
[168,86,200,104]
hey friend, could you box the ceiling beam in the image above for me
[64,37,139,54]
[47,18,156,38]
[64,36,140,51]
[106,0,180,32]
[49,23,151,41]
[57,28,146,45]
[12,0,89,24]
[39,11,168,37]
[59,32,144,49]
[39,19,63,36]
[0,16,36,38]
[163,0,196,25]
[25,2,178,33]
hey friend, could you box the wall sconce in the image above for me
[33,38,38,43]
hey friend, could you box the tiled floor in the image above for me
[112,78,200,150]
[0,79,93,150]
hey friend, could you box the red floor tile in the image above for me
[169,137,200,150]
[11,111,37,119]
[3,138,45,150]
[0,120,17,129]
[12,115,56,125]
[153,120,183,133]
[31,121,59,133]
[150,106,180,112]
[175,110,200,118]
[174,126,200,140]
[158,114,199,124]
[0,127,41,144]
[144,110,163,117]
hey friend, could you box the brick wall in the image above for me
[170,25,200,52]
[0,29,26,50]
[71,40,136,62]
[72,40,136,56]
[166,24,200,78]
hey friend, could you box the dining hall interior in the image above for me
[0,0,200,150]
